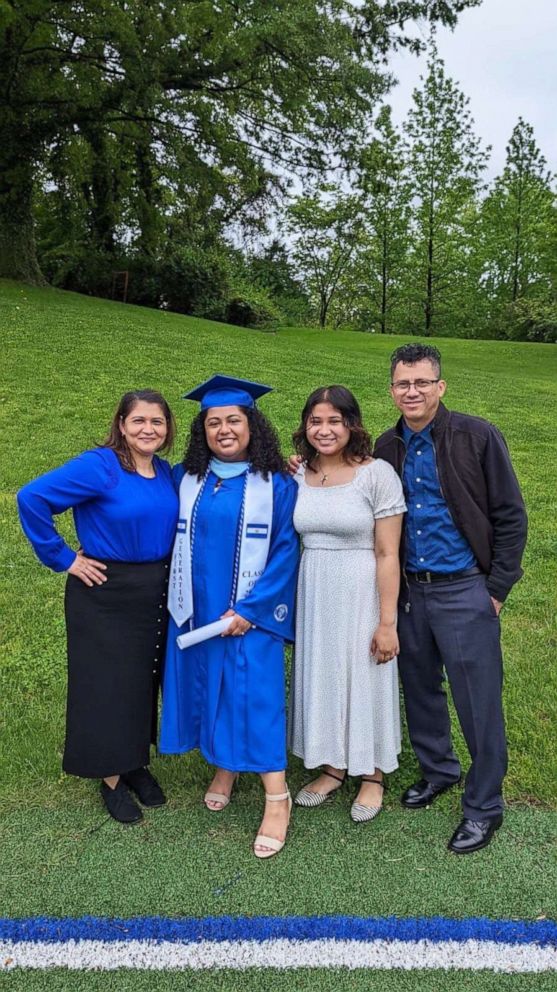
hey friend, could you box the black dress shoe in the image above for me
[101,780,143,824]
[448,816,503,854]
[401,777,459,809]
[121,767,166,808]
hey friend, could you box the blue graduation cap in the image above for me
[183,374,273,410]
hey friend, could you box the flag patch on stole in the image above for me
[246,523,269,539]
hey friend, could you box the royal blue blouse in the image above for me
[17,448,179,571]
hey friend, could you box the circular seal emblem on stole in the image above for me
[274,604,288,622]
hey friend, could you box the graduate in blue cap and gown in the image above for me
[160,375,299,857]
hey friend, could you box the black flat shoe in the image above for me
[101,780,143,824]
[448,816,503,854]
[121,767,166,808]
[401,777,460,809]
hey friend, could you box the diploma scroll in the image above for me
[176,617,233,650]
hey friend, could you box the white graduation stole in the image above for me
[168,468,273,627]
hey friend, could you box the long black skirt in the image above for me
[63,559,169,778]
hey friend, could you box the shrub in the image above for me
[122,256,163,308]
[159,246,230,319]
[506,298,557,344]
[225,283,283,329]
[41,245,115,297]
[38,238,288,330]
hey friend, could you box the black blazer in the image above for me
[373,402,528,602]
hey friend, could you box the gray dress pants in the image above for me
[397,572,507,821]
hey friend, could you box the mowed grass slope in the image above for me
[2,278,556,803]
[1,281,556,950]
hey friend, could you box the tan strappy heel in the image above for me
[253,790,292,859]
[204,773,238,812]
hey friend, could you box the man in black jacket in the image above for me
[373,343,527,853]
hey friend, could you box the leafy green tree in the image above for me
[353,106,412,332]
[287,186,364,328]
[247,241,310,324]
[480,119,555,309]
[1,0,482,284]
[547,204,557,299]
[403,43,489,335]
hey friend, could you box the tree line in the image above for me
[289,47,556,342]
[1,2,555,340]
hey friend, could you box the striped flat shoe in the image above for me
[294,769,346,808]
[350,776,386,823]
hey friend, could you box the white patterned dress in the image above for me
[288,459,406,776]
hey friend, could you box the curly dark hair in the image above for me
[293,385,372,472]
[183,406,287,479]
[390,343,442,379]
[101,389,176,472]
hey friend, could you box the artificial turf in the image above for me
[1,800,556,920]
[2,973,557,991]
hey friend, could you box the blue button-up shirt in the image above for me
[402,422,476,573]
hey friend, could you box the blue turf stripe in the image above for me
[1,916,556,946]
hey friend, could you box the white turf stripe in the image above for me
[2,939,557,972]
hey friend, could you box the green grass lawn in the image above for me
[4,969,557,992]
[1,279,556,986]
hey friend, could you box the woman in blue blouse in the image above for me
[17,389,179,824]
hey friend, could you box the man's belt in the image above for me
[406,566,482,584]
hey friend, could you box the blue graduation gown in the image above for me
[160,468,299,772]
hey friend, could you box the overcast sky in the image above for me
[387,0,557,177]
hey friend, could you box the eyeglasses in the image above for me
[390,379,440,393]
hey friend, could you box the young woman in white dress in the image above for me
[288,386,406,822]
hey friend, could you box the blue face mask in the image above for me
[209,457,250,479]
